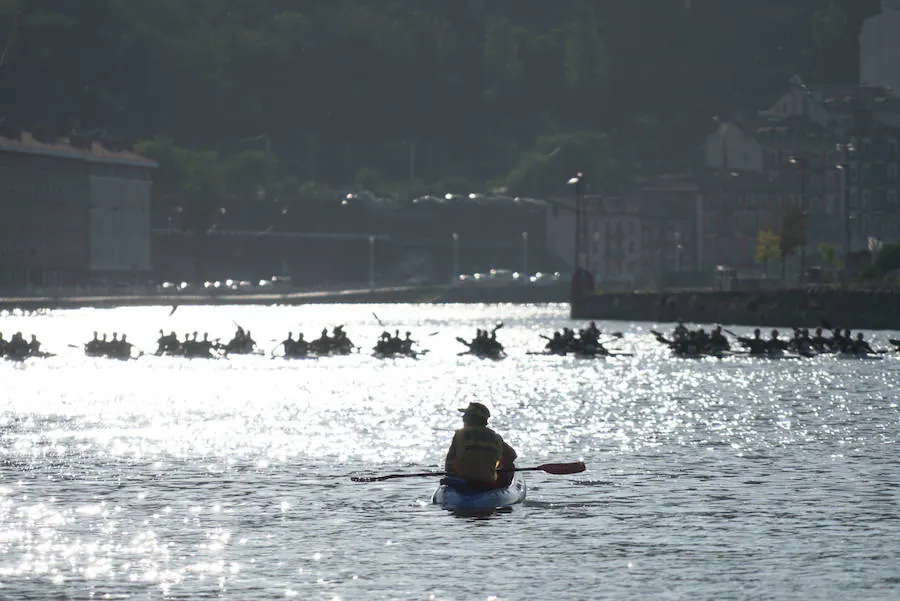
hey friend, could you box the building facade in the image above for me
[861,1,900,97]
[0,130,156,289]
[703,76,900,272]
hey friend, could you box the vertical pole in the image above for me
[799,160,806,284]
[264,134,272,201]
[840,165,849,265]
[452,232,459,282]
[521,231,528,276]
[675,231,681,273]
[573,184,581,272]
[368,235,375,289]
[696,193,703,271]
[571,172,586,273]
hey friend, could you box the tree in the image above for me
[0,0,882,208]
[818,242,841,271]
[778,204,806,282]
[504,130,618,196]
[755,229,780,278]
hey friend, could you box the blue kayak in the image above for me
[431,473,526,511]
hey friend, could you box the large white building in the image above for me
[0,130,156,289]
[861,1,900,95]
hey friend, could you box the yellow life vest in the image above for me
[451,425,504,484]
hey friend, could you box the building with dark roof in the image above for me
[0,128,156,290]
[704,76,900,277]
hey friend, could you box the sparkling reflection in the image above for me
[0,303,898,599]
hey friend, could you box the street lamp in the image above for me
[674,231,683,273]
[237,134,273,200]
[835,141,856,270]
[788,155,808,283]
[521,231,528,277]
[567,172,587,272]
[452,232,459,283]
[368,235,375,289]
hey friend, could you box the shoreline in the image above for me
[571,288,900,330]
[0,283,570,311]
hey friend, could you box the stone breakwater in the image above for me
[571,289,900,330]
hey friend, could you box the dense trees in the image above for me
[0,0,881,206]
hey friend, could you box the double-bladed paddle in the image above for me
[350,461,586,482]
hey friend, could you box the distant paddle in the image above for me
[350,461,586,483]
[168,304,178,317]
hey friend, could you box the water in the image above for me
[1,303,898,600]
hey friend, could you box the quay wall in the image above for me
[571,289,900,330]
[0,283,569,312]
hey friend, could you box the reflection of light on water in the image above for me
[0,303,898,596]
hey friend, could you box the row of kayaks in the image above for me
[673,348,887,361]
[3,346,891,363]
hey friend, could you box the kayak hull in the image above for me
[432,473,526,511]
[837,352,883,360]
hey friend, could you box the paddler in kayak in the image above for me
[708,326,730,353]
[444,402,517,489]
[850,332,874,355]
[737,328,767,355]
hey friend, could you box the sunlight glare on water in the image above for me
[0,303,899,600]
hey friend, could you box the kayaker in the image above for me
[444,402,517,488]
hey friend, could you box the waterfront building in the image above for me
[0,127,156,290]
[703,76,900,272]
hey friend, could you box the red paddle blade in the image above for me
[538,461,586,475]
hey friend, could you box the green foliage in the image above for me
[0,0,881,201]
[225,149,278,200]
[864,242,900,280]
[134,136,225,199]
[778,204,805,260]
[755,230,781,266]
[812,1,848,49]
[818,242,841,269]
[505,130,617,197]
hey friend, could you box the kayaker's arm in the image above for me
[501,438,517,464]
[443,431,460,475]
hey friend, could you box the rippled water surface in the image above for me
[1,303,899,600]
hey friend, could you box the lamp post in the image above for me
[521,231,528,277]
[788,155,808,284]
[237,134,273,199]
[452,232,459,283]
[835,141,856,272]
[567,172,586,271]
[368,235,375,289]
[674,231,682,273]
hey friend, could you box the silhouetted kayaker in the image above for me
[443,402,517,488]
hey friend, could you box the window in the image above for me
[862,189,872,210]
[889,190,899,206]
[888,163,899,182]
[889,138,899,157]
[849,189,859,209]
[862,164,872,183]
